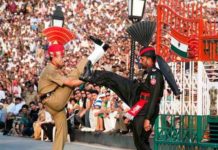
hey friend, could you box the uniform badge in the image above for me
[150,75,156,85]
[150,78,156,85]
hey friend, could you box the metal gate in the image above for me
[156,0,218,62]
[154,0,218,149]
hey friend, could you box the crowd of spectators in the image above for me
[0,0,217,142]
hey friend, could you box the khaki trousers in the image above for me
[44,58,87,150]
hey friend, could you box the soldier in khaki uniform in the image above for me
[38,37,109,150]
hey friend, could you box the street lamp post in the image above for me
[52,5,64,27]
[128,0,146,80]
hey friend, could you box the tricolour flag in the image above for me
[170,29,189,58]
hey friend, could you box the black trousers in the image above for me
[89,70,146,106]
[88,70,152,150]
[41,122,54,141]
[133,116,152,150]
[3,118,13,135]
[0,121,5,129]
[67,119,75,142]
[22,127,33,136]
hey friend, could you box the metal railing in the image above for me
[154,115,218,150]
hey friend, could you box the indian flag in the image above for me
[170,29,189,58]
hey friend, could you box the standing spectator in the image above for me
[67,98,81,128]
[74,89,84,126]
[93,94,104,132]
[88,90,99,131]
[101,92,114,132]
[113,100,130,134]
[23,83,38,105]
[74,89,92,128]
[84,90,92,127]
[12,80,22,98]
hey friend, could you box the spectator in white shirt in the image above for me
[9,97,25,115]
[0,83,6,101]
[41,111,54,142]
[3,97,24,135]
[5,97,15,113]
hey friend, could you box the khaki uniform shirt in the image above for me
[38,63,66,95]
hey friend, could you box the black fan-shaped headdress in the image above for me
[126,20,156,47]
[127,20,181,96]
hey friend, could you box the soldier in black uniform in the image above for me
[80,19,181,149]
[80,46,167,150]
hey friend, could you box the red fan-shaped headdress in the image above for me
[42,27,76,45]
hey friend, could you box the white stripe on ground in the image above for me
[73,142,134,150]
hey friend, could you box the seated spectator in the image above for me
[0,102,7,130]
[5,97,15,113]
[29,101,39,124]
[10,114,22,136]
[8,97,25,115]
[3,97,24,135]
[19,105,33,137]
[40,110,54,142]
[33,102,45,140]
[23,82,38,105]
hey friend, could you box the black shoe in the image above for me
[3,130,8,135]
[79,60,93,82]
[102,43,110,51]
[121,130,129,134]
[89,36,103,45]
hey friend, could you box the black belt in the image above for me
[140,95,150,100]
[40,92,52,102]
[140,95,161,101]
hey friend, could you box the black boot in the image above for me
[89,36,103,45]
[89,36,110,51]
[103,43,110,51]
[79,60,93,82]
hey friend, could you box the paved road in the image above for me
[0,133,131,150]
